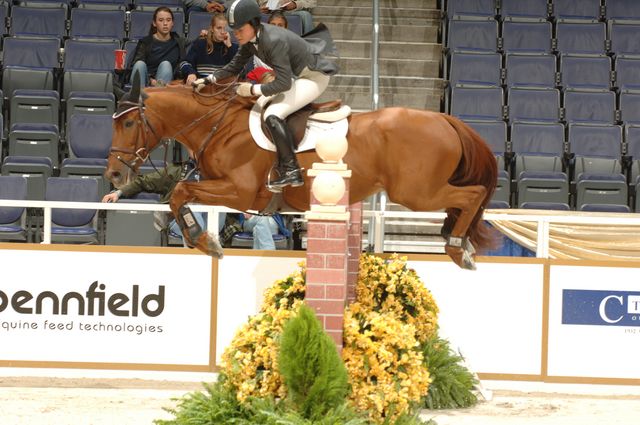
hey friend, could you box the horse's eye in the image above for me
[124,120,134,128]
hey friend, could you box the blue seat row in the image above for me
[445,0,640,21]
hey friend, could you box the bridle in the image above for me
[109,79,239,177]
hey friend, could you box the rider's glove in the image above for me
[192,74,216,92]
[236,82,255,97]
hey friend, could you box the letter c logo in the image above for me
[599,295,624,324]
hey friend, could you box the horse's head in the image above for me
[105,72,163,188]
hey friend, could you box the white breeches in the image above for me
[263,67,330,120]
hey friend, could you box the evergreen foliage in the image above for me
[421,336,478,409]
[278,304,350,420]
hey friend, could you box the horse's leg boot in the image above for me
[265,115,304,190]
[175,205,204,248]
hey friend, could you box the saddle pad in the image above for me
[249,103,349,153]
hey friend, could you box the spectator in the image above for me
[183,0,224,15]
[101,160,213,245]
[258,0,316,34]
[268,9,288,29]
[129,7,188,88]
[220,213,290,250]
[180,13,239,85]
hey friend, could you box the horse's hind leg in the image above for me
[432,183,487,270]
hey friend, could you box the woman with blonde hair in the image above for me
[180,13,239,85]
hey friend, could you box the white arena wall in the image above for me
[1,243,639,386]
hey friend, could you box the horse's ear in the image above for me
[130,70,141,101]
[114,85,126,101]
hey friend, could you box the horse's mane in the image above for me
[143,81,255,110]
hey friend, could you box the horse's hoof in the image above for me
[445,245,476,271]
[461,249,477,271]
[194,232,224,258]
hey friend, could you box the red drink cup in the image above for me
[114,49,127,70]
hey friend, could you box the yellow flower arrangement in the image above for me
[221,263,306,402]
[220,254,440,423]
[342,254,439,423]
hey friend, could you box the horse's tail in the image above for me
[441,114,498,251]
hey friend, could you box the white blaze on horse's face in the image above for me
[233,22,256,45]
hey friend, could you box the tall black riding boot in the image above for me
[265,115,304,190]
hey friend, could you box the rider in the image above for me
[192,0,338,191]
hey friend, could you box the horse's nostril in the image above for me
[112,171,121,179]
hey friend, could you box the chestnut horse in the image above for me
[105,80,497,269]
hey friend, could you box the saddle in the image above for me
[260,100,349,148]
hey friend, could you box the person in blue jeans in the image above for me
[129,7,188,88]
[220,213,290,250]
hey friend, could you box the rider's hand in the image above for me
[192,74,215,92]
[102,191,121,203]
[236,82,255,97]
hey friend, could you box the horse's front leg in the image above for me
[169,178,251,258]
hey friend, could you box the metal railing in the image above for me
[2,199,640,259]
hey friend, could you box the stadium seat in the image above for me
[619,90,640,125]
[1,37,61,99]
[609,20,640,56]
[579,203,630,213]
[563,89,616,125]
[501,18,552,54]
[9,5,67,38]
[605,0,640,20]
[507,87,561,123]
[62,39,118,129]
[448,51,502,87]
[615,56,640,91]
[129,9,185,40]
[560,54,612,90]
[69,9,126,41]
[511,122,569,207]
[450,85,504,121]
[445,0,496,18]
[500,0,549,19]
[187,11,214,41]
[133,0,182,10]
[447,16,498,52]
[75,0,128,10]
[0,176,29,242]
[505,53,556,88]
[467,120,510,204]
[60,114,113,196]
[569,123,626,209]
[625,125,640,210]
[556,19,606,55]
[1,156,53,200]
[8,123,60,167]
[9,89,60,129]
[553,0,601,20]
[105,198,162,246]
[44,177,100,244]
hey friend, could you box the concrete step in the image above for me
[319,87,442,110]
[336,40,441,60]
[326,22,438,42]
[313,5,441,20]
[332,74,444,90]
[320,0,437,8]
[336,57,440,78]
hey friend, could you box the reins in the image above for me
[110,78,239,179]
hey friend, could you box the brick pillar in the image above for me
[305,161,351,350]
[347,202,362,303]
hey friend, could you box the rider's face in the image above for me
[233,23,256,45]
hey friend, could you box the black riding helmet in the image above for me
[226,0,261,30]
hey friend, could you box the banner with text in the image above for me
[0,249,213,369]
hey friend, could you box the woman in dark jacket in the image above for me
[130,6,188,87]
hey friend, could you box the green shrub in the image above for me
[421,337,478,409]
[279,304,350,420]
